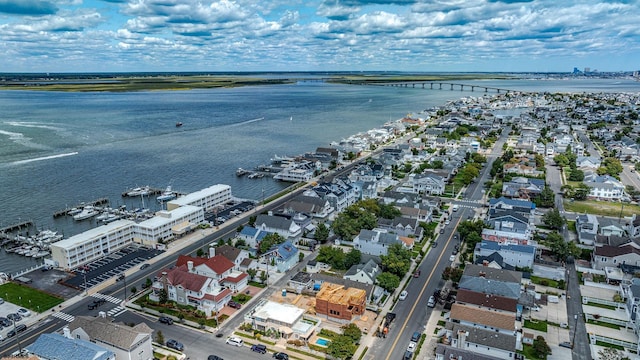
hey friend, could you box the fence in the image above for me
[11,263,44,279]
[583,296,626,310]
[585,313,633,329]
[590,333,638,351]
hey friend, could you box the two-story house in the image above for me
[474,240,536,269]
[352,229,404,256]
[255,214,302,242]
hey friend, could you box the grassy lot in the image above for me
[564,200,640,217]
[530,275,560,289]
[524,319,548,332]
[595,340,625,351]
[567,220,577,233]
[519,344,547,359]
[586,302,617,311]
[0,283,64,311]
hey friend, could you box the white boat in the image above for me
[156,186,176,202]
[96,212,110,221]
[33,250,50,258]
[73,206,99,221]
[126,186,150,197]
[67,207,82,215]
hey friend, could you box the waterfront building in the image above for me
[134,205,204,245]
[166,184,232,212]
[50,219,136,270]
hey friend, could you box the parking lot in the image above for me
[63,245,163,289]
[0,301,30,340]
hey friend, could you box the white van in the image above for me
[452,205,459,212]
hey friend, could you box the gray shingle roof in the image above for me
[26,333,115,360]
[68,316,152,351]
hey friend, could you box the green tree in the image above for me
[535,186,555,208]
[379,203,401,219]
[533,335,552,358]
[258,233,286,254]
[442,267,464,283]
[155,330,165,345]
[341,323,363,343]
[457,220,485,242]
[344,249,362,270]
[246,268,257,281]
[431,160,444,169]
[259,270,268,284]
[248,215,256,227]
[380,243,413,278]
[298,252,304,263]
[542,208,565,230]
[327,335,357,360]
[376,272,400,292]
[317,246,346,270]
[130,286,137,294]
[568,169,584,181]
[534,154,545,169]
[573,183,591,200]
[196,248,205,257]
[553,153,569,167]
[158,289,168,304]
[314,222,330,243]
[331,202,378,240]
[546,232,581,262]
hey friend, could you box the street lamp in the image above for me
[13,320,23,355]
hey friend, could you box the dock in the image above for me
[0,220,34,233]
[52,197,110,218]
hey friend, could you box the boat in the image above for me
[33,250,50,258]
[126,186,150,197]
[248,172,264,179]
[73,206,99,221]
[67,207,82,216]
[156,186,177,202]
[236,168,249,176]
[176,122,183,127]
[96,212,110,222]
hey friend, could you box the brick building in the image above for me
[315,282,366,323]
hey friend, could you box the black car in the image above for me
[208,356,224,360]
[140,263,150,270]
[251,344,267,354]
[7,324,27,337]
[159,316,174,325]
[166,339,184,351]
[7,313,21,322]
[272,352,289,360]
[0,317,12,327]
[228,300,242,309]
[116,273,125,281]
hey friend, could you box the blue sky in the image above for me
[0,0,638,73]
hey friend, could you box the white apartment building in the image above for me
[50,219,136,270]
[167,184,232,211]
[134,205,204,245]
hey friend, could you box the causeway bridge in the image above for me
[366,81,518,94]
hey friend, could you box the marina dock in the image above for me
[52,197,110,218]
[0,220,35,233]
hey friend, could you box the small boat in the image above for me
[236,168,249,176]
[126,186,150,197]
[67,208,82,216]
[176,122,183,127]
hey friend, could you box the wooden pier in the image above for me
[52,197,110,218]
[0,220,34,233]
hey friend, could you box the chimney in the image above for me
[457,330,468,349]
[187,261,194,272]
[162,271,169,293]
[478,271,486,278]
[209,245,216,258]
[482,260,489,266]
[63,326,72,339]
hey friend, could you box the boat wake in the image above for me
[10,152,79,166]
[228,117,265,127]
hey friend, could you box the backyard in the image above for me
[0,283,64,312]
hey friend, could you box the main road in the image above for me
[367,127,510,360]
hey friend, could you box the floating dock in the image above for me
[52,198,110,218]
[0,220,34,233]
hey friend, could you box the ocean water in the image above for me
[1,77,639,275]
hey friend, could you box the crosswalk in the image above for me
[51,311,75,322]
[107,306,127,318]
[92,293,122,304]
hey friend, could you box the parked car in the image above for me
[403,350,413,360]
[115,273,125,281]
[251,344,267,354]
[273,352,289,360]
[159,316,174,325]
[559,341,573,349]
[226,337,243,347]
[7,324,27,338]
[411,331,421,343]
[432,241,438,248]
[228,300,242,309]
[7,313,21,322]
[140,263,150,270]
[399,291,408,301]
[449,255,456,262]
[0,317,12,327]
[439,228,445,234]
[427,296,436,308]
[413,270,421,278]
[407,342,416,352]
[208,356,224,360]
[166,339,184,351]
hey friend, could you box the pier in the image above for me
[52,197,110,218]
[0,220,34,233]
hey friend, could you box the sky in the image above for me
[0,0,638,73]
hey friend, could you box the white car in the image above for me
[449,255,456,262]
[427,296,436,308]
[407,342,416,352]
[226,336,243,347]
[399,290,408,301]
[17,308,31,317]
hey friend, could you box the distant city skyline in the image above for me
[0,0,638,73]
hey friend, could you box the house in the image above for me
[576,156,602,169]
[352,229,403,256]
[599,217,627,237]
[482,212,533,245]
[255,214,302,242]
[450,303,517,335]
[583,175,625,201]
[474,240,536,269]
[455,288,518,313]
[576,213,599,246]
[315,282,366,323]
[628,214,640,239]
[26,332,116,360]
[592,243,640,271]
[503,163,543,177]
[266,240,299,273]
[343,259,381,285]
[176,253,249,293]
[411,173,446,195]
[281,195,334,219]
[244,300,318,341]
[488,197,535,217]
[237,226,271,248]
[377,217,423,238]
[502,177,545,199]
[440,323,520,359]
[213,244,250,271]
[459,265,522,298]
[621,278,640,336]
[67,316,153,360]
[435,344,504,360]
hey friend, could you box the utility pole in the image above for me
[123,274,127,301]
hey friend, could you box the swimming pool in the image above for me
[315,338,330,346]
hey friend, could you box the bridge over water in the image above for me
[368,81,518,94]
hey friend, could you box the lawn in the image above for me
[530,276,559,289]
[564,200,640,217]
[519,344,547,359]
[0,283,64,311]
[524,319,548,332]
[587,319,621,330]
